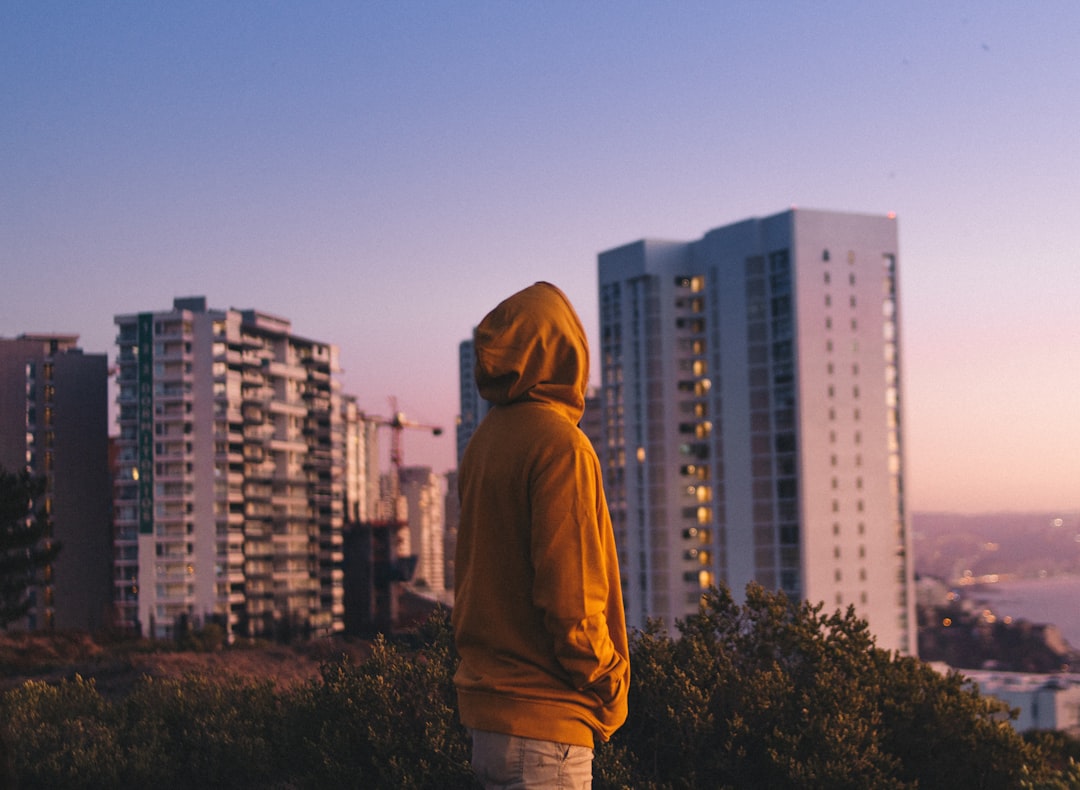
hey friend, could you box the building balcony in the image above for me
[270,438,308,454]
[266,361,307,381]
[156,345,192,363]
[268,400,308,418]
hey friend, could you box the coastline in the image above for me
[960,573,1080,649]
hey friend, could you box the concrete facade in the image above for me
[456,337,489,466]
[113,298,344,640]
[0,335,112,631]
[597,209,915,654]
[398,465,445,595]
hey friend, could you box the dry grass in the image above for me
[0,630,372,697]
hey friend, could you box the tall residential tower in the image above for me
[598,209,914,654]
[0,334,112,630]
[113,298,344,639]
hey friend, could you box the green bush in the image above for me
[2,676,123,789]
[2,591,1076,788]
[598,583,1063,789]
[117,673,288,789]
[282,612,474,789]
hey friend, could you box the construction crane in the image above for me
[365,397,444,511]
[347,399,443,635]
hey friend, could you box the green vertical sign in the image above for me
[137,313,154,534]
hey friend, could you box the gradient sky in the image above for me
[3,2,1078,514]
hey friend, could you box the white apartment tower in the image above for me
[398,465,445,593]
[114,297,345,640]
[598,209,915,654]
[341,394,382,524]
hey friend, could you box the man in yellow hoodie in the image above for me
[453,282,630,789]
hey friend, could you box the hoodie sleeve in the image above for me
[529,435,627,703]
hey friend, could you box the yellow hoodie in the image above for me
[453,282,630,748]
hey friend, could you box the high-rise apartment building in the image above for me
[341,394,382,524]
[398,465,445,594]
[443,469,459,593]
[113,297,344,640]
[456,337,490,466]
[0,335,112,630]
[598,209,914,654]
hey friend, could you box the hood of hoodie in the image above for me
[473,282,589,423]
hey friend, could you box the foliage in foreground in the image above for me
[3,587,1079,789]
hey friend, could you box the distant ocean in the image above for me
[963,574,1080,649]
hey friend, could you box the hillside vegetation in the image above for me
[3,585,1079,789]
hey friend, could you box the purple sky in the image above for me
[3,2,1078,513]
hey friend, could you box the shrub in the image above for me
[1,591,1072,788]
[1,676,123,789]
[283,607,474,789]
[600,583,1059,789]
[116,673,288,789]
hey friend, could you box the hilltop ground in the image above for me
[0,630,373,698]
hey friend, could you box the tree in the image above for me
[0,465,61,629]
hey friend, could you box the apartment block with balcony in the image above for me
[113,297,344,640]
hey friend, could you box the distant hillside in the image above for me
[913,511,1080,583]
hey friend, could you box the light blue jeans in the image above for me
[469,728,594,789]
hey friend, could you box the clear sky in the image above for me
[3,2,1078,514]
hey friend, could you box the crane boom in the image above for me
[362,398,444,520]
